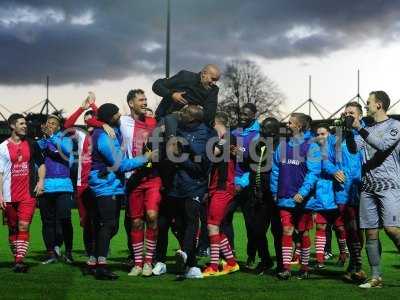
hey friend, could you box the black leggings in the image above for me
[250,198,282,269]
[156,196,200,268]
[81,189,96,257]
[40,192,73,252]
[94,195,122,259]
[177,198,200,268]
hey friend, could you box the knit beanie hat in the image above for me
[97,103,119,124]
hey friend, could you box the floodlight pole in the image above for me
[0,111,6,121]
[308,75,311,116]
[328,69,365,119]
[39,76,59,116]
[281,75,325,121]
[165,0,171,78]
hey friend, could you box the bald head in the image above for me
[200,64,221,89]
[203,64,220,74]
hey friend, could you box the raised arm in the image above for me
[359,121,400,152]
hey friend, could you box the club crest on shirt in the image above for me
[390,128,398,137]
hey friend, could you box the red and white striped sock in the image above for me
[144,227,157,265]
[300,235,311,271]
[131,229,144,268]
[220,233,236,266]
[282,234,293,271]
[315,229,326,263]
[209,234,221,271]
[15,231,29,263]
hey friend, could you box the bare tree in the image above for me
[218,59,285,124]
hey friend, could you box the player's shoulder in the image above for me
[0,139,10,155]
[120,115,132,122]
[178,69,194,76]
[0,138,10,149]
[386,118,400,137]
[120,115,135,128]
[388,117,400,126]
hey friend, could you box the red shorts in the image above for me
[280,209,313,232]
[76,185,94,227]
[129,176,162,219]
[338,204,358,225]
[315,211,344,228]
[207,190,234,226]
[5,198,36,227]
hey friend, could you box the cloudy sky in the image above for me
[1,0,400,121]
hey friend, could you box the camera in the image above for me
[333,115,354,130]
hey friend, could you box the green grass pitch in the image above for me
[0,210,399,300]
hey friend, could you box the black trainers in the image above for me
[42,254,58,265]
[277,270,291,280]
[313,263,326,271]
[197,247,210,257]
[255,261,274,275]
[297,269,310,280]
[13,263,28,273]
[324,251,333,260]
[63,252,74,264]
[95,266,119,280]
[245,257,256,269]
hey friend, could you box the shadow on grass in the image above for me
[383,250,399,254]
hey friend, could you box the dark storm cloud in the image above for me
[1,0,400,85]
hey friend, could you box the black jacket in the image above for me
[247,137,279,204]
[152,70,219,126]
[167,122,216,199]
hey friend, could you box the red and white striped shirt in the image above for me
[120,115,157,178]
[0,139,32,203]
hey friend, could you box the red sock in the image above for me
[315,228,326,263]
[220,233,236,266]
[209,233,221,271]
[16,231,29,263]
[282,234,293,271]
[300,234,311,271]
[131,229,144,267]
[144,227,157,264]
[9,231,17,257]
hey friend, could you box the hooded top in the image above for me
[232,120,260,189]
[37,131,74,193]
[89,127,148,197]
[270,134,321,209]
